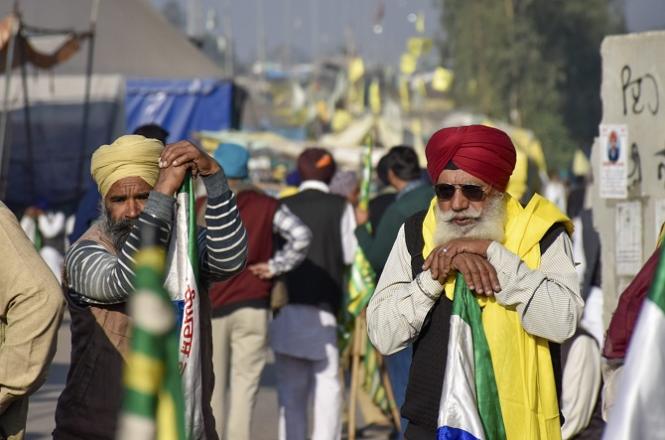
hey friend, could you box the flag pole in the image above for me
[347,313,364,440]
[378,353,401,431]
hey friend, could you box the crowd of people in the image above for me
[0,121,650,440]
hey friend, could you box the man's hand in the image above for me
[423,239,492,280]
[153,162,192,196]
[355,206,369,226]
[449,253,501,295]
[248,262,274,280]
[159,141,221,177]
[423,238,500,295]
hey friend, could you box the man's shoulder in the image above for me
[67,224,115,259]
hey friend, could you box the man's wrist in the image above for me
[202,169,229,198]
[415,271,443,301]
[144,191,175,221]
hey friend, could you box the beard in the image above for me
[434,193,507,246]
[100,208,137,250]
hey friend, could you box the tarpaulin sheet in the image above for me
[125,78,235,142]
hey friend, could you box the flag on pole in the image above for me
[117,224,186,440]
[603,245,665,439]
[347,137,376,316]
[164,174,205,439]
[437,274,506,440]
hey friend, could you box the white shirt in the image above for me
[269,180,357,359]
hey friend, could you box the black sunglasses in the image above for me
[434,183,487,201]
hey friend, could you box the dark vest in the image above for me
[401,210,566,440]
[209,189,279,315]
[281,188,346,314]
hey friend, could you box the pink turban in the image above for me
[425,125,516,192]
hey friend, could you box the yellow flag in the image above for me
[399,77,411,112]
[348,57,365,83]
[432,67,453,92]
[369,79,381,115]
[415,11,425,33]
[572,149,591,177]
[407,37,432,58]
[400,52,417,75]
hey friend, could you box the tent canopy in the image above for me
[0,0,224,77]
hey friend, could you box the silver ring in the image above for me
[442,248,448,254]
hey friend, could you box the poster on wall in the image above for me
[599,124,629,199]
[615,200,643,276]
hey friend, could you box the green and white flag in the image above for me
[164,175,204,439]
[437,274,506,440]
[604,246,665,439]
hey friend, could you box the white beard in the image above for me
[434,193,507,246]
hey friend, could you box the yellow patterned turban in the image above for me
[91,135,164,197]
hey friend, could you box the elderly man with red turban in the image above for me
[367,125,583,440]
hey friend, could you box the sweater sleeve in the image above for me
[65,191,173,304]
[197,171,248,283]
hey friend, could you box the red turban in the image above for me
[425,125,516,192]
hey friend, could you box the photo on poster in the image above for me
[599,124,629,199]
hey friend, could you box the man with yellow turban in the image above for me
[53,135,248,440]
[367,125,583,440]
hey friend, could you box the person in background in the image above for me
[559,173,605,439]
[69,123,170,243]
[270,147,357,440]
[54,135,247,440]
[367,154,397,231]
[329,170,360,206]
[20,198,67,282]
[354,145,433,437]
[208,143,312,440]
[0,201,64,440]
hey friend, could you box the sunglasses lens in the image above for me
[461,185,485,201]
[435,184,485,201]
[435,184,455,200]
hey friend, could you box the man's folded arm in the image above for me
[489,233,583,343]
[66,192,173,304]
[367,226,442,355]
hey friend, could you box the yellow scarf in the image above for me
[422,193,571,439]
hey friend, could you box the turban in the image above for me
[91,135,163,197]
[297,147,336,184]
[425,125,516,192]
[214,142,249,179]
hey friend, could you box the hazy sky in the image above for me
[155,0,441,66]
[152,0,665,67]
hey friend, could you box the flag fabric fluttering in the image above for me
[603,245,665,439]
[117,224,186,440]
[341,136,393,414]
[347,137,376,316]
[164,175,204,439]
[437,274,506,440]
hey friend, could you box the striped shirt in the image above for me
[367,225,583,355]
[269,204,312,275]
[66,171,247,305]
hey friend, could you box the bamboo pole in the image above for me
[378,352,402,431]
[347,315,364,440]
